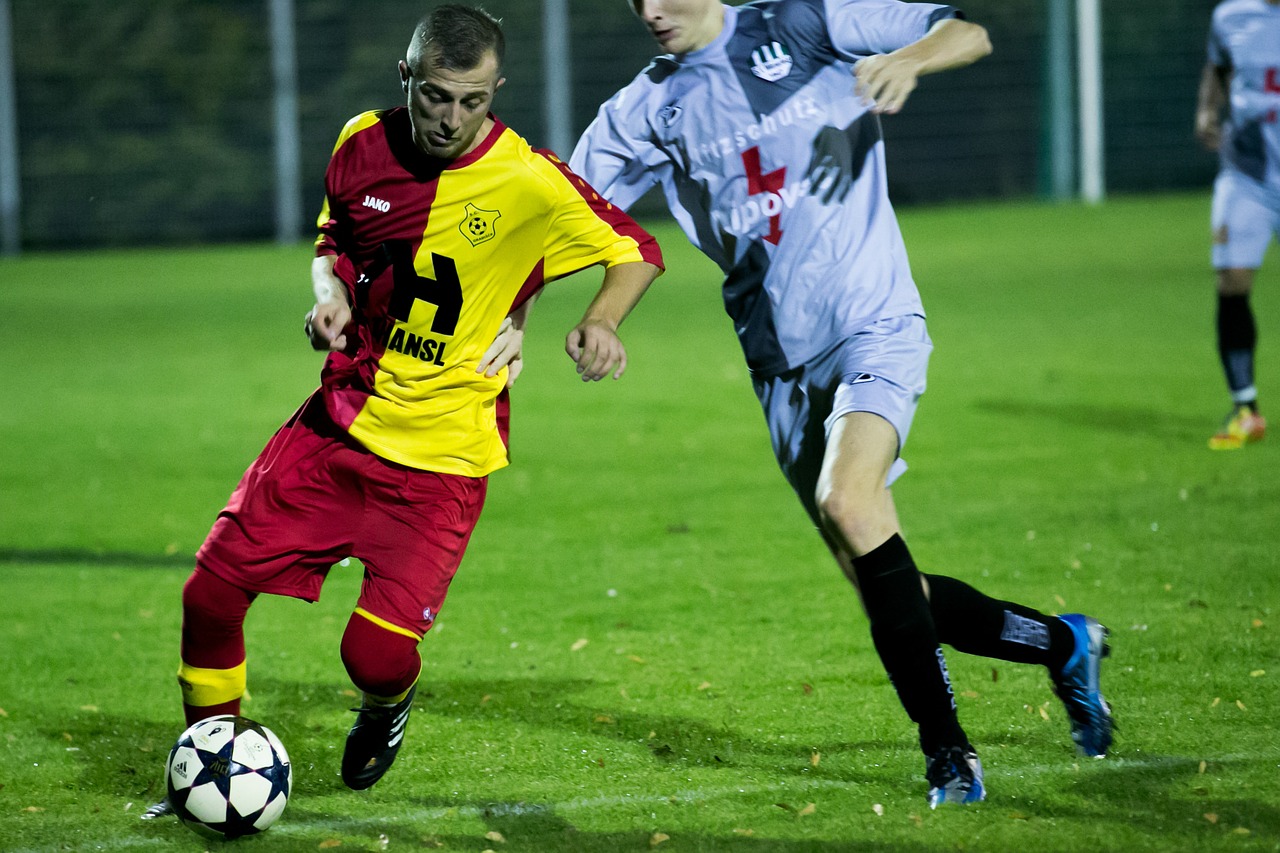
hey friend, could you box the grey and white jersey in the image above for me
[571,0,959,376]
[1208,0,1280,188]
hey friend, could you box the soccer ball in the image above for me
[165,715,292,839]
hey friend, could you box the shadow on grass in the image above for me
[247,673,879,785]
[39,682,1280,852]
[975,399,1206,441]
[0,547,192,567]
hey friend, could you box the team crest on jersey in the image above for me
[751,41,793,82]
[459,202,501,246]
[657,104,682,128]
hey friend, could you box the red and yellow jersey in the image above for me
[314,108,662,477]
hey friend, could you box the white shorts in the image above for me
[752,314,931,526]
[1211,168,1280,270]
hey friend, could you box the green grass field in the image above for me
[1,192,1277,851]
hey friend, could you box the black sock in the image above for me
[852,535,968,754]
[924,574,1074,673]
[1217,293,1257,400]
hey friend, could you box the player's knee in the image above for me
[340,613,421,698]
[1216,268,1254,296]
[816,487,887,552]
[182,568,254,637]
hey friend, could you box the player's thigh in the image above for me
[198,397,363,600]
[753,315,930,523]
[354,468,488,639]
[1211,170,1276,271]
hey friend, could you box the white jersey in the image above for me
[571,0,958,376]
[1207,0,1280,188]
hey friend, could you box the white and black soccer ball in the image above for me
[166,715,292,840]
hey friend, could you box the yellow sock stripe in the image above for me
[177,660,247,708]
[354,606,423,642]
[366,675,420,706]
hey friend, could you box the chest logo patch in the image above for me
[459,203,501,247]
[751,41,793,82]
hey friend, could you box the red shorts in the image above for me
[196,393,488,638]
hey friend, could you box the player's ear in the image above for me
[398,59,411,93]
[495,76,506,92]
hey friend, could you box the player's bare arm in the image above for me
[477,291,541,387]
[305,254,353,352]
[566,261,662,382]
[1195,62,1229,152]
[854,18,991,114]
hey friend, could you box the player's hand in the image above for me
[853,54,920,115]
[565,320,628,381]
[805,125,856,203]
[477,316,525,388]
[304,300,351,351]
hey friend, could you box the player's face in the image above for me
[629,0,725,55]
[399,49,504,160]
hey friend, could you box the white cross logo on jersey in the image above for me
[751,41,793,82]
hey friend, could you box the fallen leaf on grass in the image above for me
[1233,828,1251,836]
[0,707,7,717]
[1250,670,1265,678]
[775,802,815,817]
[810,751,820,767]
[649,832,670,847]
[571,638,589,652]
[1204,814,1218,824]
[1211,697,1221,707]
[1236,700,1246,711]
[1198,760,1207,774]
[872,803,884,816]
[733,828,754,836]
[697,681,712,691]
[1054,595,1066,607]
[24,806,44,812]
[628,655,646,664]
[80,705,98,713]
[594,715,615,724]
[802,683,813,695]
[485,830,506,843]
[1009,812,1030,821]
[1251,619,1264,629]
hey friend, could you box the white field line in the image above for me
[10,751,1273,852]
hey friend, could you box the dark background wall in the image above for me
[7,0,1219,248]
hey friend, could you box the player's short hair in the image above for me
[406,5,505,75]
